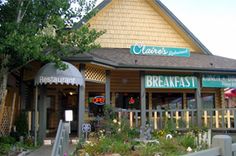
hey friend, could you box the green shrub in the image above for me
[178,134,196,149]
[15,112,28,137]
[0,143,11,156]
[0,136,16,144]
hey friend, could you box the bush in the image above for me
[178,134,196,149]
[0,143,11,156]
[0,136,16,144]
[15,112,28,137]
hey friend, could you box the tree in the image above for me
[0,0,104,106]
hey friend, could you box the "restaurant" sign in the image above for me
[145,75,197,88]
[130,44,190,57]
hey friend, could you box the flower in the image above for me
[113,119,117,123]
[187,147,192,152]
[118,121,121,125]
[118,128,121,132]
[166,134,173,139]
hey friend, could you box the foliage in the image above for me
[0,143,11,156]
[0,136,16,144]
[178,133,196,149]
[0,0,104,104]
[0,135,36,156]
[76,107,209,156]
[84,137,132,156]
[15,112,28,137]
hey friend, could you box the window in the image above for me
[152,93,183,110]
[202,93,215,109]
[186,93,215,109]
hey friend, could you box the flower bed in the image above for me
[74,106,209,156]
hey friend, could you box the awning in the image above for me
[34,61,84,86]
[225,88,236,98]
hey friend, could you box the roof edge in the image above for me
[73,0,112,29]
[154,0,212,55]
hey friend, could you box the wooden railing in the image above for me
[115,108,236,130]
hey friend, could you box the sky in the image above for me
[97,0,236,59]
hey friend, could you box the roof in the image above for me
[66,48,236,74]
[73,0,211,55]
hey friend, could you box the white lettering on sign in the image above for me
[39,76,76,84]
[145,75,197,89]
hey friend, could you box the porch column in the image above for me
[105,70,111,105]
[140,71,146,138]
[148,92,152,123]
[38,85,47,143]
[195,75,202,127]
[78,64,85,138]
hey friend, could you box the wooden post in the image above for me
[227,110,231,128]
[130,112,133,128]
[148,92,152,123]
[9,93,16,133]
[186,111,189,128]
[204,110,207,127]
[196,75,202,127]
[154,111,157,130]
[78,64,85,138]
[140,71,146,138]
[216,110,219,128]
[38,85,47,143]
[183,93,187,109]
[111,92,116,107]
[105,70,111,105]
[34,86,38,146]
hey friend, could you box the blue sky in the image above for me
[97,0,236,59]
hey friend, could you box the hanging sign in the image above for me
[202,75,236,88]
[145,75,197,88]
[130,44,190,57]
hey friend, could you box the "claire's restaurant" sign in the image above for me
[130,44,190,57]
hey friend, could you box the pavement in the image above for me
[28,144,75,156]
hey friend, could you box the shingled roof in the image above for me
[66,48,236,74]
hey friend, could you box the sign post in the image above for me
[65,110,73,134]
[82,123,91,141]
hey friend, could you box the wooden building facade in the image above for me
[2,0,236,139]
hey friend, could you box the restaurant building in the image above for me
[2,0,236,140]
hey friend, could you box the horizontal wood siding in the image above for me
[89,0,199,52]
[110,70,140,92]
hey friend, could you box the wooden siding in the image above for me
[89,0,199,52]
[110,70,140,92]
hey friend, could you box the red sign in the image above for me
[92,96,105,105]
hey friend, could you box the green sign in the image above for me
[130,44,190,57]
[202,75,236,88]
[145,75,198,88]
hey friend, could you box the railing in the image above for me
[115,108,236,130]
[184,135,236,156]
[51,120,70,156]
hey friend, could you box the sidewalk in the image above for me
[28,144,75,156]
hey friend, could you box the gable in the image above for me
[88,0,204,53]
